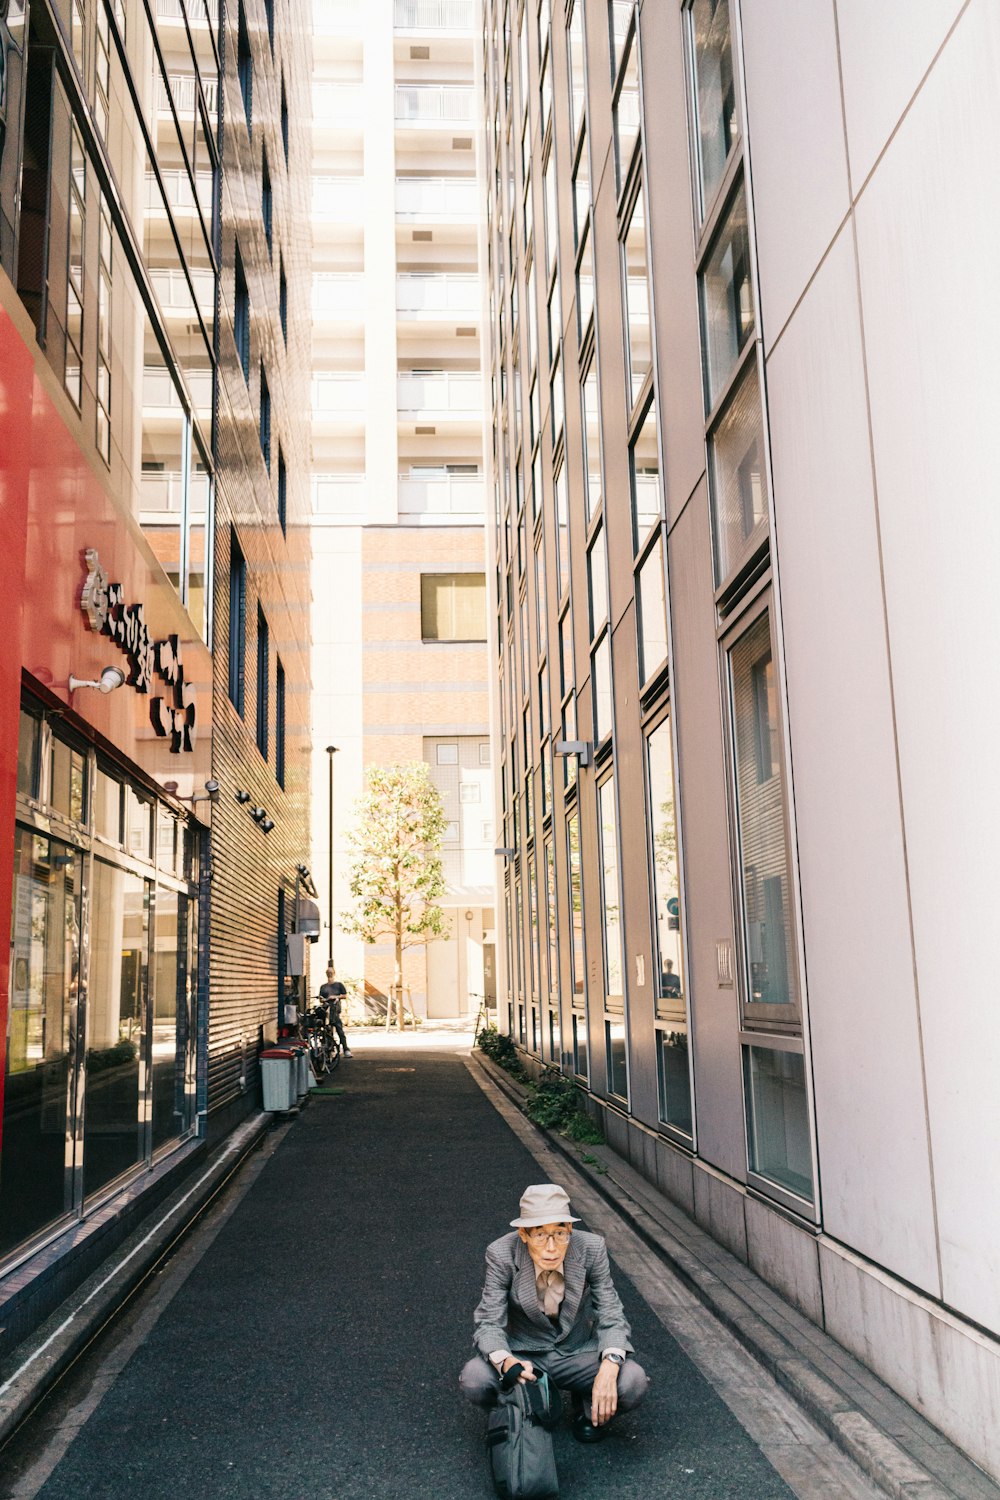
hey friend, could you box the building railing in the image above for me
[313,273,364,316]
[396,273,479,315]
[398,473,485,514]
[312,82,365,124]
[148,167,214,214]
[313,175,365,221]
[394,85,474,123]
[312,373,367,412]
[150,266,216,310]
[397,371,481,412]
[155,0,214,28]
[143,364,213,409]
[395,176,479,221]
[394,0,475,29]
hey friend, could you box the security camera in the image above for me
[68,665,126,694]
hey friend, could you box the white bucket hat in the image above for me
[510,1184,581,1229]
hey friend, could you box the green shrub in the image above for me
[524,1068,605,1144]
[477,1024,529,1081]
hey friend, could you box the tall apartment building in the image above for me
[483,0,1000,1476]
[309,0,494,1020]
[0,0,311,1345]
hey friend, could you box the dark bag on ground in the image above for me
[486,1369,560,1499]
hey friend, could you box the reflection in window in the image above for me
[567,1,586,140]
[421,573,487,640]
[573,1010,588,1080]
[657,1028,693,1135]
[566,810,585,1000]
[17,712,39,798]
[0,833,80,1256]
[647,715,685,1011]
[744,1046,812,1200]
[637,537,668,686]
[700,185,753,408]
[622,187,651,407]
[588,522,607,637]
[598,777,623,1004]
[582,365,601,520]
[554,461,570,596]
[576,224,594,337]
[630,396,660,549]
[606,1018,628,1098]
[688,0,737,215]
[593,633,612,743]
[710,361,766,582]
[609,0,634,77]
[545,839,558,1003]
[49,736,86,824]
[613,31,640,191]
[84,864,147,1197]
[730,613,798,1010]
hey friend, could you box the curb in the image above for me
[0,1111,274,1449]
[471,1050,998,1500]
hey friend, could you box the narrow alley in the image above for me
[0,1043,891,1500]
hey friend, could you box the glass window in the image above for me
[436,743,459,765]
[744,1046,812,1201]
[637,537,668,685]
[49,735,86,823]
[582,365,601,520]
[572,133,589,250]
[593,633,612,743]
[573,1011,588,1080]
[606,1018,628,1098]
[151,887,191,1151]
[710,361,767,582]
[700,184,753,409]
[730,613,798,1013]
[229,530,247,714]
[544,147,559,275]
[576,226,594,337]
[566,810,585,1002]
[630,396,661,549]
[559,609,574,698]
[623,187,651,408]
[598,777,623,1007]
[545,839,558,1003]
[84,865,148,1198]
[0,833,80,1257]
[17,711,39,799]
[657,1027,693,1135]
[609,0,633,78]
[156,805,179,875]
[421,574,487,641]
[688,0,738,217]
[613,33,640,191]
[567,1,586,142]
[554,462,570,597]
[125,787,153,860]
[588,523,607,637]
[647,715,686,1018]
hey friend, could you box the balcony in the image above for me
[147,167,213,220]
[312,82,365,125]
[312,372,366,415]
[312,474,366,514]
[313,273,364,319]
[398,472,485,516]
[397,370,481,416]
[396,273,479,318]
[150,266,216,313]
[142,364,214,414]
[395,85,474,124]
[157,72,219,117]
[395,176,479,222]
[313,176,365,223]
[140,470,211,515]
[394,0,476,28]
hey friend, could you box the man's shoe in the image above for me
[572,1410,609,1444]
[343,1050,353,1058]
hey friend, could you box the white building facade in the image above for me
[482,0,1000,1477]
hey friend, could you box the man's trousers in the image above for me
[459,1349,649,1410]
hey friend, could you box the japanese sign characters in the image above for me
[80,548,198,753]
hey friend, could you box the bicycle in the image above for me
[301,999,337,1078]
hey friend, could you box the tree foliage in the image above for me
[341,763,448,1026]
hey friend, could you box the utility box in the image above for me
[260,1048,297,1112]
[286,932,308,976]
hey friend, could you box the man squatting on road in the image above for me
[460,1184,649,1442]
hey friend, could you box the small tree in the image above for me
[341,763,448,1029]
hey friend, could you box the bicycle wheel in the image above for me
[326,1032,342,1072]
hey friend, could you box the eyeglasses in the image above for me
[526,1228,572,1245]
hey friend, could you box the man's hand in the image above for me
[501,1356,536,1383]
[591,1359,620,1425]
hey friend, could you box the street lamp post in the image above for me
[326,745,339,968]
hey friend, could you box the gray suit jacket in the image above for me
[472,1230,633,1359]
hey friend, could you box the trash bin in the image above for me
[260,1048,297,1112]
[289,1044,313,1097]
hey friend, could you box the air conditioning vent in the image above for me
[456,326,476,337]
[452,136,472,150]
[409,45,430,59]
[412,230,433,242]
[415,425,436,435]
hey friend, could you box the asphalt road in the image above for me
[2,1049,798,1500]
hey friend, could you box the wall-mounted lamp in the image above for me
[554,739,593,768]
[234,790,251,804]
[296,863,310,878]
[68,665,126,695]
[163,779,220,805]
[260,817,275,834]
[494,847,516,859]
[250,806,275,833]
